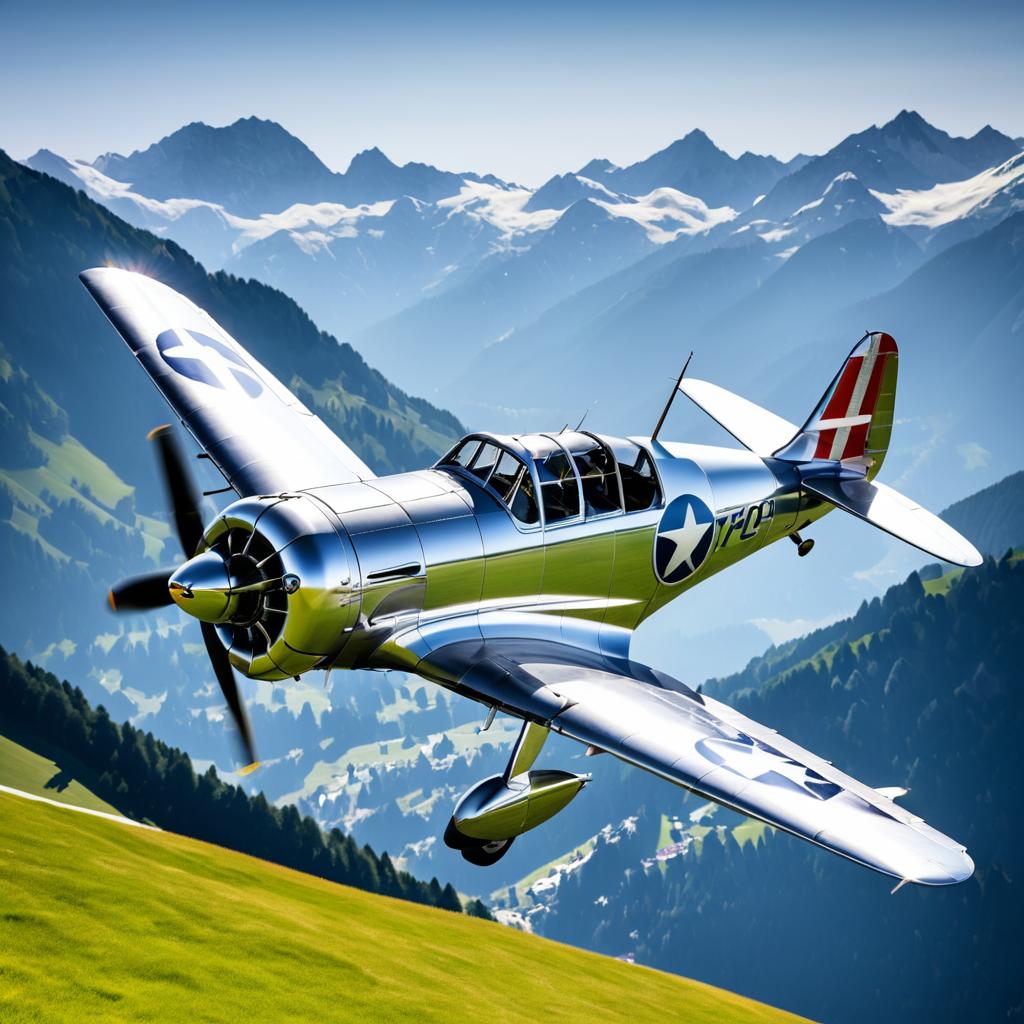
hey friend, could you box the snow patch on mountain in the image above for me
[436,180,735,246]
[737,172,887,249]
[237,199,394,247]
[790,171,861,217]
[436,180,562,238]
[51,156,400,255]
[592,187,736,243]
[289,230,335,256]
[873,151,1024,229]
[63,160,226,222]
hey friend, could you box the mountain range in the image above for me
[90,116,504,215]
[571,128,810,209]
[25,114,1022,425]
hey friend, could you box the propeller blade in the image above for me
[108,571,174,612]
[148,424,204,558]
[201,622,259,774]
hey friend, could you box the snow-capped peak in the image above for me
[789,172,877,218]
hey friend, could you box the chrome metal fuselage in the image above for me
[204,432,831,683]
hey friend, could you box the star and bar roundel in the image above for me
[654,493,716,585]
[155,328,263,398]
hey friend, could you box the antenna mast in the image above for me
[651,351,693,442]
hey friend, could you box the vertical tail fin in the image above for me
[677,331,980,566]
[775,332,898,478]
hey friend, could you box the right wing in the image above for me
[80,267,375,496]
[415,635,973,887]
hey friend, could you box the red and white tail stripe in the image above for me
[810,333,897,462]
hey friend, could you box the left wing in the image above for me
[80,267,374,496]
[416,637,973,887]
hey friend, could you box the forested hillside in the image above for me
[0,151,467,783]
[941,470,1024,558]
[0,150,462,490]
[0,646,490,918]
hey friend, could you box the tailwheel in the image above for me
[789,531,815,557]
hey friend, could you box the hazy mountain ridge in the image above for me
[25,111,1022,389]
[574,128,802,209]
[87,116,505,215]
[354,195,664,391]
[747,109,1021,223]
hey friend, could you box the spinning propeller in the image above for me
[107,426,260,774]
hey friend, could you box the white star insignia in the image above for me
[660,502,711,578]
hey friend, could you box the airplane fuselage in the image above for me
[195,430,830,685]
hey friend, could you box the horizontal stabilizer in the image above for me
[678,378,797,456]
[802,476,982,567]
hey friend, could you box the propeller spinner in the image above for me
[107,426,260,775]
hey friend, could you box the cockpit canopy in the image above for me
[437,431,662,528]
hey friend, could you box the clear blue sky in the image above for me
[2,0,1021,185]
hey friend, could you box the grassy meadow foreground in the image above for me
[0,792,808,1024]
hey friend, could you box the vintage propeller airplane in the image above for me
[82,267,981,888]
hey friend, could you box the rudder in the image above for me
[776,332,898,478]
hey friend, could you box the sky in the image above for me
[2,0,1022,186]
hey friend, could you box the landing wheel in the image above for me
[461,837,514,867]
[444,818,469,851]
[443,818,515,866]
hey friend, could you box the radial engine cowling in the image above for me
[194,494,359,681]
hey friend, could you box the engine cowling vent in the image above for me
[200,495,359,681]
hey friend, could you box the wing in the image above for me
[678,377,798,456]
[80,267,375,496]
[416,637,973,887]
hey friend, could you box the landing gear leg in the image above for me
[444,720,551,866]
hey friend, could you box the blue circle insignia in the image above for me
[654,494,715,585]
[155,328,262,397]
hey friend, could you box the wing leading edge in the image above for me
[80,267,375,496]
[417,637,973,887]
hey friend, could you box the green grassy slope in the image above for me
[0,793,808,1024]
[0,733,123,816]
